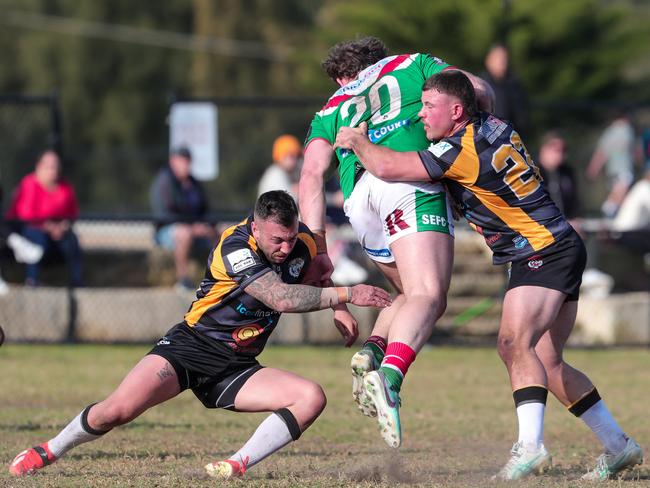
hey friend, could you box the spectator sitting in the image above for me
[586,112,635,217]
[258,134,301,200]
[150,146,215,291]
[5,149,82,287]
[611,162,650,233]
[537,131,580,220]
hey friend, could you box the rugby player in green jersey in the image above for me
[335,70,643,481]
[299,37,493,449]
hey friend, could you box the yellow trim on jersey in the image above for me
[185,221,241,326]
[450,125,555,252]
[471,189,555,251]
[248,235,258,253]
[184,280,237,326]
[444,125,479,185]
[298,232,317,258]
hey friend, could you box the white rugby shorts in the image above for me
[343,171,454,263]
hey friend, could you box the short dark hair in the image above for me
[422,71,479,119]
[254,191,298,227]
[322,37,388,82]
[170,146,192,160]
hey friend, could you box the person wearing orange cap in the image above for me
[258,135,302,200]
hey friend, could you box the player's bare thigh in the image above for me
[233,367,326,428]
[374,260,402,292]
[87,354,181,430]
[499,286,568,346]
[390,231,454,297]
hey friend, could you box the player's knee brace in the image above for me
[274,408,301,441]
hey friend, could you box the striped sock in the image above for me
[362,335,387,364]
[379,342,416,391]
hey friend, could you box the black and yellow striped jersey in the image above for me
[183,216,316,356]
[418,113,573,264]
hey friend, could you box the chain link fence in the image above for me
[0,95,648,344]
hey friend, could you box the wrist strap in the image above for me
[312,230,327,254]
[335,287,350,304]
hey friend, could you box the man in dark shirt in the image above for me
[537,131,580,220]
[150,146,216,290]
[481,43,530,138]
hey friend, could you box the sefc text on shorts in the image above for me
[148,322,263,410]
[507,229,587,301]
[343,171,454,264]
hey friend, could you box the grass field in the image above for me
[1,344,648,487]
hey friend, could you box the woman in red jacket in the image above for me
[6,150,82,286]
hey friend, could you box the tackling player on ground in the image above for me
[9,191,390,479]
[335,70,643,480]
[299,37,493,448]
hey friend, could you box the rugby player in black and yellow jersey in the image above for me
[9,191,390,480]
[334,71,642,481]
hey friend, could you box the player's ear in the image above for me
[451,102,464,121]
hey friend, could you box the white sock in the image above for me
[229,412,296,469]
[48,406,108,458]
[516,402,545,449]
[580,400,627,454]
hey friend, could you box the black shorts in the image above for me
[148,323,263,410]
[507,229,587,301]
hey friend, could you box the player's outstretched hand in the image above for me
[349,284,391,308]
[334,121,369,150]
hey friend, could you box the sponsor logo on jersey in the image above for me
[527,256,544,270]
[428,141,453,158]
[479,115,508,144]
[235,302,278,318]
[484,232,502,246]
[232,324,264,346]
[512,236,529,250]
[369,119,411,143]
[363,247,392,258]
[421,214,447,227]
[227,248,256,273]
[156,336,170,346]
[288,258,305,278]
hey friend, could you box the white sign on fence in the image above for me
[169,102,218,180]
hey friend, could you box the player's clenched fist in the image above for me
[349,284,391,308]
[334,121,369,151]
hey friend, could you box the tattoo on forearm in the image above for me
[246,272,325,312]
[157,363,174,382]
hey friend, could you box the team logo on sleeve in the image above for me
[288,258,305,278]
[232,324,264,346]
[428,141,453,157]
[227,249,256,273]
[479,115,508,143]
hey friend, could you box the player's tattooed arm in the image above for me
[245,270,391,312]
[245,271,337,312]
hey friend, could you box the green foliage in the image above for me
[0,0,648,214]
